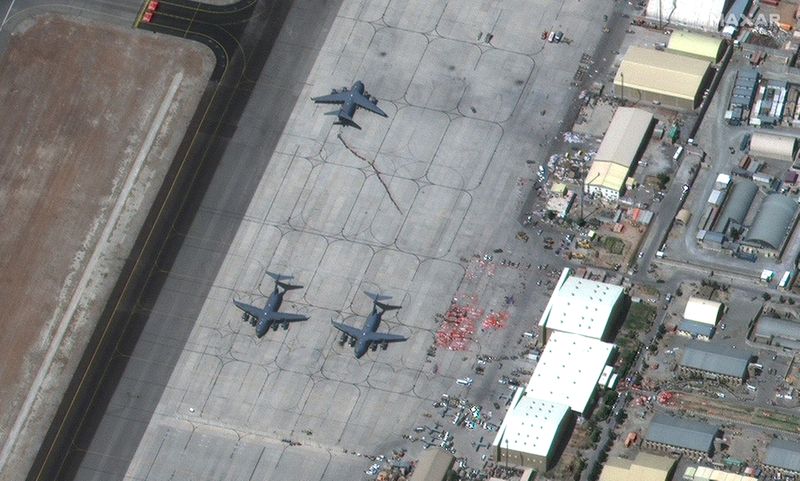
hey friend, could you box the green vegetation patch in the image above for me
[602,236,625,255]
[624,302,656,332]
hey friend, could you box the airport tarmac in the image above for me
[57,0,617,479]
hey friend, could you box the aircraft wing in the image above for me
[353,94,387,117]
[365,332,407,343]
[331,320,363,338]
[268,312,309,323]
[312,91,349,104]
[233,300,262,319]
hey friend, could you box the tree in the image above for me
[656,172,670,190]
[763,292,772,301]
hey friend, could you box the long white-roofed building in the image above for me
[491,388,572,471]
[539,268,624,342]
[526,331,616,416]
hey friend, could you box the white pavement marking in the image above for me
[0,72,184,473]
[1,0,16,31]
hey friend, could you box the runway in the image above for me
[2,0,619,479]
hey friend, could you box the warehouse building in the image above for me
[679,342,754,384]
[586,161,629,200]
[539,268,625,341]
[752,317,800,349]
[749,132,798,162]
[683,297,723,325]
[683,466,758,481]
[645,0,730,31]
[526,331,616,416]
[714,180,757,233]
[667,31,725,62]
[677,320,715,340]
[744,194,798,253]
[614,46,711,110]
[599,452,677,481]
[492,388,572,471]
[410,448,455,481]
[764,439,800,475]
[644,413,719,457]
[585,107,654,200]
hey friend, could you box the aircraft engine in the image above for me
[242,312,249,321]
[282,322,289,330]
[250,318,257,326]
[348,337,356,347]
[380,341,388,350]
[272,323,280,331]
[370,343,378,351]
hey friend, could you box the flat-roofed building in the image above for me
[614,47,711,110]
[526,331,616,416]
[539,268,624,342]
[599,452,677,481]
[492,388,572,471]
[667,31,725,62]
[753,317,800,349]
[644,413,719,457]
[679,342,754,384]
[683,297,722,325]
[645,0,729,31]
[410,448,455,481]
[764,439,800,475]
[586,161,629,200]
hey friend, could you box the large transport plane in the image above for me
[233,272,309,337]
[332,291,408,358]
[311,80,387,129]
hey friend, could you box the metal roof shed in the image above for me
[715,180,757,231]
[754,317,800,344]
[749,132,798,162]
[680,342,753,378]
[765,439,800,473]
[745,194,797,250]
[645,413,719,454]
[667,31,724,62]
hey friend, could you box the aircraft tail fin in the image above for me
[324,110,340,116]
[266,271,303,290]
[364,291,401,311]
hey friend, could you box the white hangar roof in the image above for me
[683,297,722,325]
[538,268,623,339]
[526,331,616,414]
[492,388,570,459]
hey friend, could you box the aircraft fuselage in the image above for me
[354,308,383,358]
[255,288,284,338]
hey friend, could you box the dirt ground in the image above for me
[0,14,212,457]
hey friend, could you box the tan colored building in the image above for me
[667,31,725,62]
[585,107,654,200]
[586,161,629,200]
[410,448,455,481]
[749,132,797,162]
[599,452,677,481]
[614,46,711,109]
